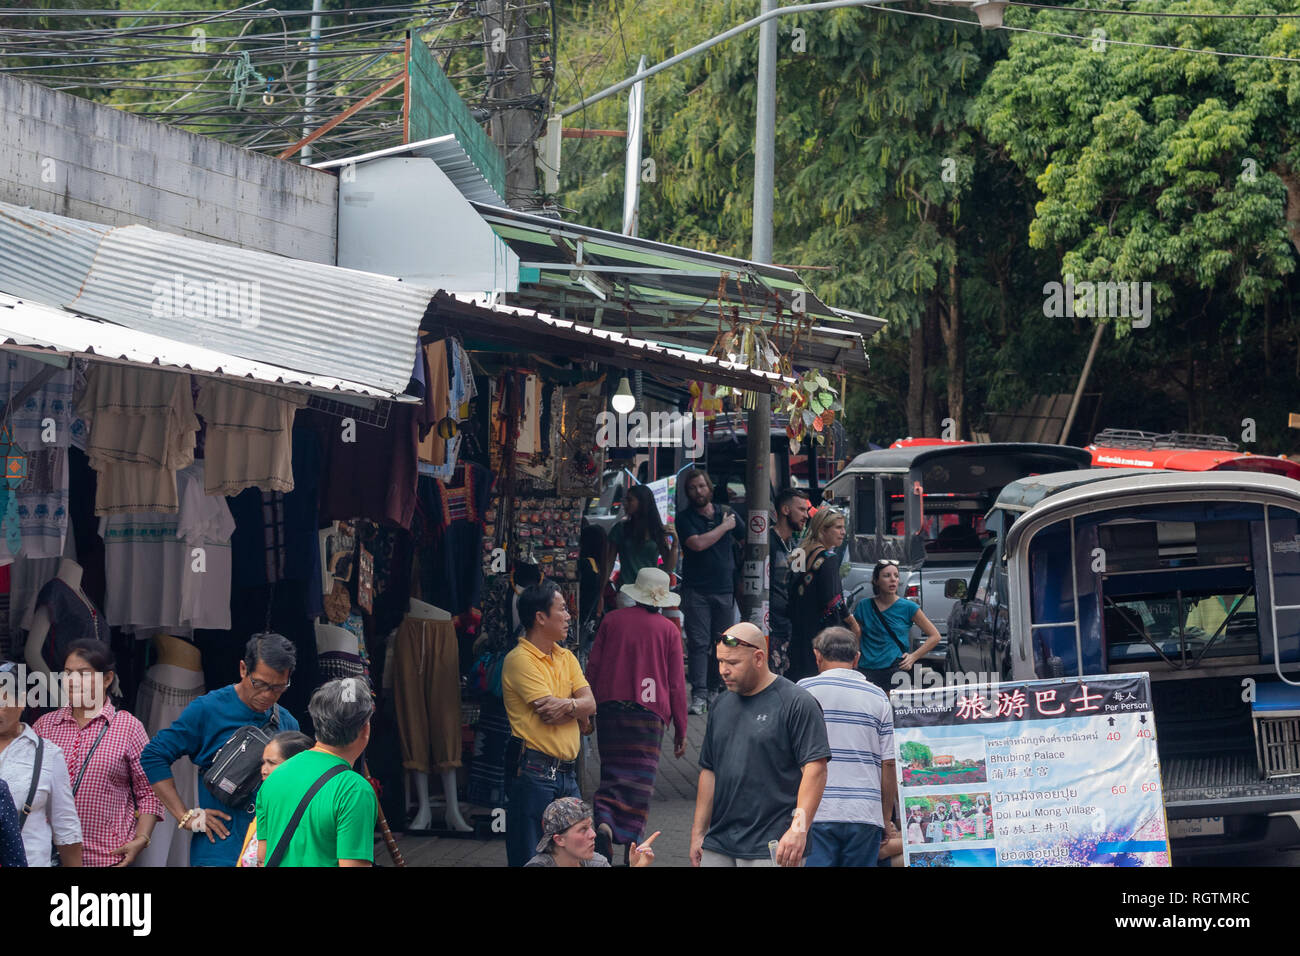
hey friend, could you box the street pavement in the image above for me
[392,701,707,867]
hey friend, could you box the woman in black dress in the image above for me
[787,507,860,681]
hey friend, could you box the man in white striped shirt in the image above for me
[797,627,895,867]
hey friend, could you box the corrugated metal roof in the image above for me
[0,200,429,397]
[467,201,878,371]
[0,292,408,400]
[0,204,110,306]
[311,135,504,205]
[440,291,795,387]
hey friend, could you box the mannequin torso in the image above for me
[152,633,202,672]
[25,558,96,676]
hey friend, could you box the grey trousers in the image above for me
[681,589,738,693]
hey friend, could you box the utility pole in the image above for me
[300,0,323,165]
[482,0,541,210]
[742,0,777,635]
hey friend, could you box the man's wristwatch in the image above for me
[569,698,577,716]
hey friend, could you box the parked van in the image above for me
[944,468,1150,676]
[822,442,1092,668]
[992,470,1300,855]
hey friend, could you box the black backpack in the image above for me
[203,708,280,810]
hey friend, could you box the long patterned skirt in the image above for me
[593,702,665,845]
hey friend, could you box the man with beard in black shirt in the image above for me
[690,622,830,867]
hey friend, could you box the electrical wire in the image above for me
[876,3,1300,65]
[1007,2,1300,19]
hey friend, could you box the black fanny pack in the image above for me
[203,708,280,810]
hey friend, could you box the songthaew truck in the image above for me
[955,469,1300,855]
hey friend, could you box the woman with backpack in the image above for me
[787,507,860,682]
[852,560,941,694]
[33,639,164,867]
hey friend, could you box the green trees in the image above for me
[557,1,1300,451]
[975,0,1300,447]
[900,740,933,766]
[557,1,1005,441]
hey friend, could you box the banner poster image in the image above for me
[648,475,676,526]
[892,673,1170,867]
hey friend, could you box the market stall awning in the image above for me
[468,202,881,371]
[311,134,503,205]
[0,201,429,398]
[423,292,794,392]
[0,293,409,400]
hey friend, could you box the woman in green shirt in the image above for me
[602,484,678,612]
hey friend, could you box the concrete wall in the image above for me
[0,75,337,263]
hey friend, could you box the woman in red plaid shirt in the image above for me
[33,639,164,867]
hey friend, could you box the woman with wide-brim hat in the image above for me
[585,567,688,864]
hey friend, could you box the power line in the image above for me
[877,3,1300,65]
[1007,2,1300,19]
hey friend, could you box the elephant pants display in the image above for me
[392,617,462,774]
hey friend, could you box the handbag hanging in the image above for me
[868,597,911,660]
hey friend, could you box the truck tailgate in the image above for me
[1162,752,1300,815]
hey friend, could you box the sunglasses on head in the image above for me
[876,559,900,567]
[719,635,762,650]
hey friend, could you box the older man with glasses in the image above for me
[690,622,830,867]
[141,633,300,867]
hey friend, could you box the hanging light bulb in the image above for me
[611,375,636,414]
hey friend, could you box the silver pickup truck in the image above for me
[822,441,1092,670]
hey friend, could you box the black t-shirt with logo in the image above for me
[698,676,831,859]
[677,505,742,594]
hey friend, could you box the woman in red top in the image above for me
[33,639,164,867]
[585,566,688,864]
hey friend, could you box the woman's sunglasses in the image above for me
[875,559,900,567]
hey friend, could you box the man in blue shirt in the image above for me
[141,633,299,867]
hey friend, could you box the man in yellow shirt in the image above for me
[502,581,596,867]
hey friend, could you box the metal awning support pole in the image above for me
[743,0,777,636]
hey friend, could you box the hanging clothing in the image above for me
[392,617,461,774]
[0,353,75,563]
[419,339,478,479]
[33,576,110,671]
[99,463,236,631]
[466,696,512,809]
[316,348,436,528]
[414,464,491,616]
[133,663,205,868]
[76,366,198,515]
[195,381,306,495]
[416,340,451,467]
[226,427,322,598]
